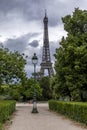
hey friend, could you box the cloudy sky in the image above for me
[0,0,87,77]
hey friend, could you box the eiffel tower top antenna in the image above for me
[45,9,47,17]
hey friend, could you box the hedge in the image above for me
[0,100,16,123]
[49,100,87,125]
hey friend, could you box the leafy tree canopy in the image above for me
[0,45,27,85]
[24,78,42,100]
[39,77,52,100]
[54,8,87,101]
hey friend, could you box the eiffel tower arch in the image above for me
[40,11,54,77]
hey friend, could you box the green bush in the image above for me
[0,100,16,123]
[0,123,3,130]
[49,100,87,125]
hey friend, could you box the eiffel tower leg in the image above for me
[48,69,51,77]
[40,68,44,77]
[48,68,54,77]
[50,68,54,76]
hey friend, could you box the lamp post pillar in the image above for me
[32,53,38,113]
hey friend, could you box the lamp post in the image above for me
[32,53,38,113]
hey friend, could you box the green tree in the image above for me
[39,77,52,100]
[9,84,24,101]
[50,76,59,99]
[54,8,87,101]
[24,78,42,101]
[0,46,27,86]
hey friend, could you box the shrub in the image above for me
[0,123,3,130]
[49,100,87,125]
[0,100,16,123]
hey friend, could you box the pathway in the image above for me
[6,103,87,130]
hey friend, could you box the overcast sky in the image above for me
[0,0,87,77]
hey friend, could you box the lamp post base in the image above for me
[32,102,38,113]
[32,108,38,113]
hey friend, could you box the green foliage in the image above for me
[0,123,4,130]
[0,100,16,123]
[24,78,42,100]
[10,89,21,101]
[0,78,42,101]
[9,84,23,101]
[0,84,23,101]
[0,85,10,97]
[50,76,59,99]
[0,85,11,100]
[39,77,52,100]
[62,8,87,35]
[49,100,87,125]
[0,46,27,86]
[54,8,87,101]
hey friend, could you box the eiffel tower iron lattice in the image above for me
[40,11,54,77]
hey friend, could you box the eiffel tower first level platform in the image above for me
[40,10,54,77]
[40,62,54,77]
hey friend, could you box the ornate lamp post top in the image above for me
[32,53,38,65]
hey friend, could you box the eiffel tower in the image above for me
[40,11,54,77]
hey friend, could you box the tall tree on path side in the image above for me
[54,8,87,101]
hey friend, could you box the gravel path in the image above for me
[6,103,87,130]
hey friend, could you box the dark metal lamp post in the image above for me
[32,53,38,113]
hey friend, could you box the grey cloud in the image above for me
[29,40,39,47]
[4,32,40,53]
[0,0,44,20]
[0,0,85,27]
[24,40,58,77]
[24,40,60,77]
[28,40,59,64]
[50,41,60,60]
[1,0,87,78]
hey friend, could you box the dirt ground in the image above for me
[5,103,87,130]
